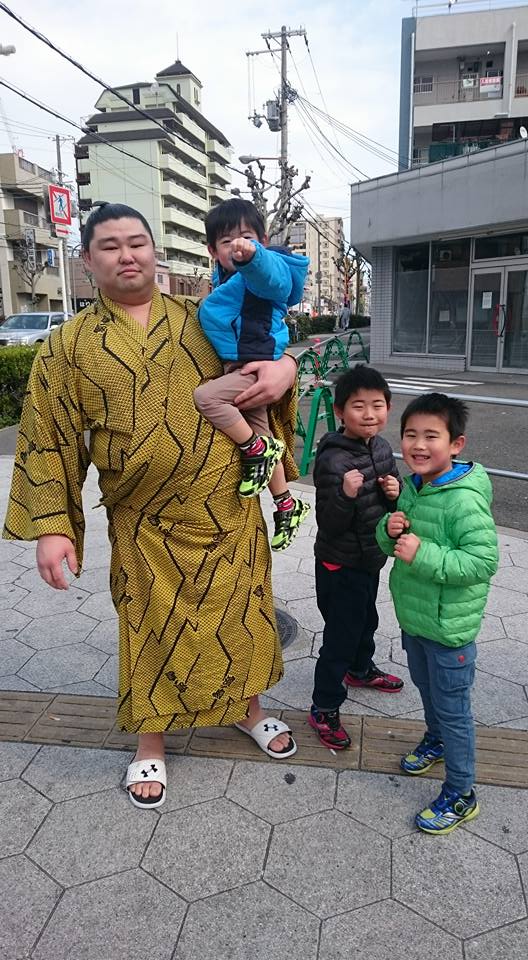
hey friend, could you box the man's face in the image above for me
[208,219,265,273]
[83,217,156,301]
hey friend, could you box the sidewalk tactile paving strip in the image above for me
[2,691,528,785]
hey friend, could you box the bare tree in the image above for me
[332,242,365,312]
[241,160,311,245]
[12,237,44,309]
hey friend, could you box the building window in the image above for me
[132,87,140,104]
[393,244,429,353]
[428,240,470,355]
[474,232,528,259]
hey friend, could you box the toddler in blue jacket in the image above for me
[195,198,310,551]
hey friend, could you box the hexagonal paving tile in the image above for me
[93,654,118,691]
[345,661,422,717]
[475,614,506,643]
[76,566,111,594]
[174,881,320,960]
[463,784,528,854]
[485,586,528,617]
[465,918,528,959]
[0,779,51,857]
[0,541,26,563]
[0,741,40,781]
[286,597,324,633]
[393,831,526,938]
[0,636,35,676]
[472,669,528,725]
[16,611,100,651]
[0,607,30,639]
[376,601,401,638]
[143,797,270,900]
[492,566,528,593]
[32,868,186,960]
[15,584,89,618]
[227,760,336,824]
[27,789,155,886]
[0,560,27,585]
[159,756,232,814]
[0,582,28,609]
[0,855,60,959]
[77,591,118,621]
[272,572,316,603]
[18,642,108,689]
[502,612,528,643]
[336,770,437,839]
[264,656,315,710]
[22,745,131,802]
[474,638,528,686]
[264,809,390,919]
[84,619,119,655]
[320,900,463,960]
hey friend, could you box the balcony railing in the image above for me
[414,76,503,106]
[515,74,528,97]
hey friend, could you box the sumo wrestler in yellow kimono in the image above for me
[3,288,299,736]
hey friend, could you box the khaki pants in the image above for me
[194,363,269,437]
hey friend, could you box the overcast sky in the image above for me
[1,0,418,242]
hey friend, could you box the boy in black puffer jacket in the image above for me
[309,365,404,749]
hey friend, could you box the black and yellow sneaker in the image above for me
[415,786,479,835]
[400,734,444,775]
[271,498,311,551]
[238,436,285,498]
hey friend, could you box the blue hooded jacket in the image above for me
[198,241,309,362]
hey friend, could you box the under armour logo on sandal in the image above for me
[263,723,279,733]
[141,764,158,777]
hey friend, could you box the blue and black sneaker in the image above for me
[400,733,444,775]
[415,786,479,835]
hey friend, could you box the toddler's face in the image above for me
[209,220,262,273]
[335,388,390,441]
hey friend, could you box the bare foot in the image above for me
[129,732,165,800]
[237,695,292,752]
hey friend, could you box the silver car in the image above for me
[0,311,70,347]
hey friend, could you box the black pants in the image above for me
[312,560,380,711]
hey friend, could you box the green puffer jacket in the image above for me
[376,462,498,647]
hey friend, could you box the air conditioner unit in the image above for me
[439,250,452,262]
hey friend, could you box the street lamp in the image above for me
[238,155,280,165]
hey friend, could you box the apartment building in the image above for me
[75,61,232,290]
[399,2,528,168]
[289,216,345,313]
[0,153,61,317]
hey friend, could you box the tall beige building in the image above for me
[0,153,61,317]
[75,61,232,291]
[290,216,345,313]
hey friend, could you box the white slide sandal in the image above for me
[234,717,297,759]
[125,758,167,809]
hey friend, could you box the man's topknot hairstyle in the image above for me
[205,198,266,247]
[400,392,469,440]
[334,364,392,409]
[81,202,154,251]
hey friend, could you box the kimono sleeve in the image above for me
[2,329,90,569]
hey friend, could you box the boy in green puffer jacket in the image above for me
[376,393,498,835]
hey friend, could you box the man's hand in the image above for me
[234,355,297,409]
[36,534,78,590]
[343,469,364,498]
[387,511,410,538]
[230,238,256,264]
[394,532,421,564]
[378,475,400,500]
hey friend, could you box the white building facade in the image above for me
[75,61,232,290]
[289,216,344,313]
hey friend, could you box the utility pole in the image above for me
[249,25,307,244]
[55,135,72,321]
[0,43,16,317]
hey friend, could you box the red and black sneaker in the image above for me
[344,664,403,693]
[308,706,351,750]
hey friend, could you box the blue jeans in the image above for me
[402,632,477,794]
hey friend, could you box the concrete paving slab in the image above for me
[336,769,436,839]
[0,740,40,780]
[0,582,27,609]
[27,788,156,886]
[0,855,60,960]
[393,831,526,938]
[226,759,336,824]
[475,638,528,685]
[472,669,528,725]
[19,642,108,689]
[465,919,528,960]
[174,881,320,960]
[159,755,233,813]
[0,778,51,856]
[319,900,463,960]
[16,611,100,650]
[0,636,35,675]
[32,868,186,960]
[264,809,390,919]
[0,607,30,638]
[502,611,528,642]
[22,744,131,801]
[463,784,528,853]
[143,797,270,900]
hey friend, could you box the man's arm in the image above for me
[234,354,297,409]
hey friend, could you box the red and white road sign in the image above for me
[48,184,71,235]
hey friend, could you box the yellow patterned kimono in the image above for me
[3,289,299,732]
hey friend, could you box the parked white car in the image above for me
[0,311,71,347]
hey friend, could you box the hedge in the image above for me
[0,346,38,428]
[286,313,370,342]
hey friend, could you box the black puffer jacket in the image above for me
[314,430,401,572]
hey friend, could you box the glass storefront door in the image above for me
[469,267,528,371]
